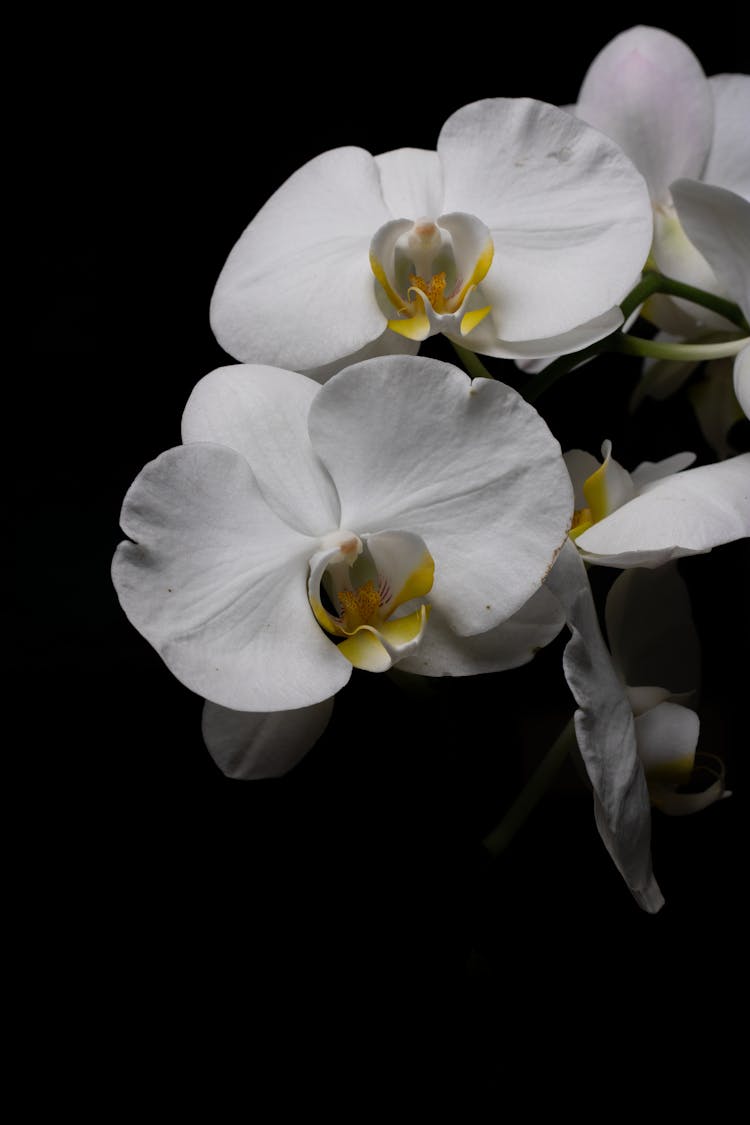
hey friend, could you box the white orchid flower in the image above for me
[546,541,662,912]
[210,99,652,378]
[605,566,729,816]
[564,439,750,567]
[113,356,573,779]
[575,25,750,335]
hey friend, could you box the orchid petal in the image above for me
[583,439,635,520]
[576,454,750,568]
[735,346,750,417]
[704,75,750,199]
[634,702,698,786]
[302,327,419,384]
[605,566,700,696]
[454,306,625,360]
[545,539,662,912]
[202,697,335,780]
[671,179,750,317]
[689,358,745,459]
[563,450,601,507]
[181,364,340,536]
[375,148,443,220]
[630,451,697,489]
[210,147,390,370]
[398,586,565,676]
[310,356,572,635]
[365,530,435,616]
[576,25,713,202]
[112,444,351,711]
[649,753,730,816]
[438,98,652,343]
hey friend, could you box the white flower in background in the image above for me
[210,99,652,377]
[112,356,573,778]
[545,541,662,912]
[605,566,729,815]
[564,439,750,567]
[574,24,750,336]
[632,181,750,451]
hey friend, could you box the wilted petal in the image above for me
[310,356,572,635]
[182,364,340,536]
[375,148,443,220]
[576,454,750,567]
[438,98,652,343]
[545,539,663,912]
[605,566,700,695]
[112,444,352,712]
[398,585,566,676]
[704,74,750,199]
[210,147,390,370]
[202,698,335,780]
[576,25,713,202]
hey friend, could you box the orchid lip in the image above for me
[307,529,435,672]
[370,212,495,342]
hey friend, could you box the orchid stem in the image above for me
[613,334,749,361]
[451,342,496,380]
[483,717,577,860]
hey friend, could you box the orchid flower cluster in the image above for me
[114,26,749,914]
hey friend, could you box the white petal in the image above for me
[704,75,750,199]
[630,451,696,489]
[456,306,625,361]
[301,326,419,384]
[735,346,750,417]
[576,454,750,567]
[181,364,340,536]
[375,148,443,220]
[545,539,662,912]
[563,450,601,507]
[112,444,352,711]
[309,356,573,635]
[210,147,390,369]
[398,585,565,676]
[689,358,745,458]
[631,334,700,407]
[438,98,652,342]
[605,566,700,695]
[202,698,334,780]
[634,702,698,784]
[576,25,713,202]
[671,179,750,317]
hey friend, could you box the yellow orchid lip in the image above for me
[307,529,435,672]
[370,213,495,342]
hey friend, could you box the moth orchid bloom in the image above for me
[605,566,729,816]
[210,99,652,378]
[112,356,573,779]
[575,25,750,335]
[564,439,750,568]
[546,541,662,912]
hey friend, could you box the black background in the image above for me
[29,10,747,1104]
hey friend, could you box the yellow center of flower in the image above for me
[337,580,382,631]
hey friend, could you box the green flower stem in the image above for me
[451,342,496,380]
[637,270,750,331]
[483,717,577,860]
[614,334,749,361]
